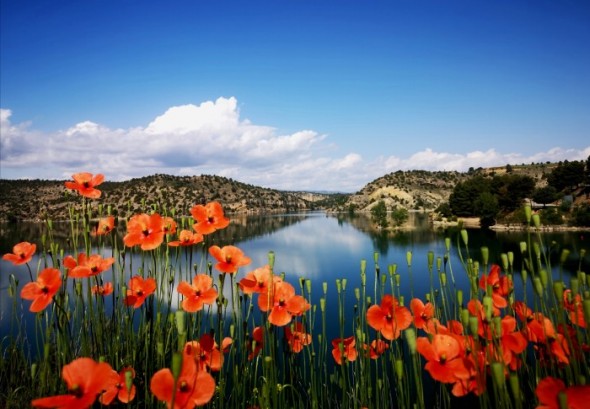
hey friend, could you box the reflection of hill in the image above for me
[0,214,310,254]
[331,213,449,255]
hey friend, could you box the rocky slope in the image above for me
[0,174,331,222]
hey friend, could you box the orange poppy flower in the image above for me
[410,297,435,330]
[123,213,165,251]
[3,241,36,265]
[363,339,389,359]
[209,245,251,274]
[64,253,115,278]
[483,315,527,370]
[247,326,264,360]
[416,334,470,384]
[258,281,310,327]
[31,357,113,408]
[64,172,104,199]
[168,230,204,247]
[191,201,230,235]
[451,353,487,397]
[536,376,590,409]
[91,282,113,296]
[124,276,157,308]
[150,356,215,408]
[478,264,512,314]
[184,334,224,372]
[366,295,412,340]
[92,216,115,236]
[177,274,218,313]
[21,268,62,312]
[239,265,281,295]
[99,366,136,405]
[284,322,312,353]
[331,336,358,365]
[162,216,177,235]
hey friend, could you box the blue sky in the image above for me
[1,0,589,192]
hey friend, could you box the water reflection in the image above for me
[1,212,588,350]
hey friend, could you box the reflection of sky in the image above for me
[2,215,586,353]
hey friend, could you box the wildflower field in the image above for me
[1,172,589,409]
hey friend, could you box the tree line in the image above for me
[442,157,590,227]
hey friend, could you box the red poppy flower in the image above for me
[451,353,487,397]
[150,356,215,408]
[284,322,312,353]
[99,366,136,405]
[177,274,218,312]
[410,298,435,330]
[363,339,389,359]
[258,281,310,327]
[3,241,36,265]
[64,253,115,278]
[31,357,113,408]
[21,268,62,312]
[123,213,165,250]
[91,282,113,296]
[161,216,177,235]
[479,264,512,314]
[124,276,157,308]
[416,334,470,384]
[536,376,590,409]
[92,216,115,236]
[247,326,264,360]
[191,202,230,235]
[184,334,224,372]
[64,172,104,199]
[168,230,204,247]
[332,336,358,365]
[484,315,527,370]
[563,290,586,328]
[366,295,412,340]
[239,265,280,295]
[209,245,251,274]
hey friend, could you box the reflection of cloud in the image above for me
[1,103,588,192]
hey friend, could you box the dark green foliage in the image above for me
[540,207,564,225]
[532,186,559,206]
[449,176,491,216]
[391,206,409,227]
[474,191,499,227]
[571,203,590,227]
[371,200,388,228]
[547,160,585,192]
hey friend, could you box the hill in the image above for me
[0,174,333,222]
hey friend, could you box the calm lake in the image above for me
[1,212,588,345]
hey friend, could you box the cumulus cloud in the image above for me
[0,100,588,192]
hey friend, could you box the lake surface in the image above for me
[1,212,588,345]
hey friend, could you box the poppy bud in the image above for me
[491,362,505,387]
[428,251,434,270]
[445,237,451,252]
[553,281,564,301]
[583,300,590,327]
[406,251,412,267]
[323,282,328,295]
[360,259,366,275]
[395,274,401,287]
[560,249,570,265]
[437,257,442,272]
[342,278,347,291]
[578,272,586,286]
[336,280,342,294]
[440,273,447,286]
[171,352,183,380]
[395,359,404,381]
[519,241,527,254]
[157,342,164,356]
[389,264,397,275]
[481,247,489,266]
[320,297,326,313]
[508,252,514,267]
[533,277,543,297]
[456,290,463,306]
[267,251,275,269]
[483,296,493,321]
[533,242,541,259]
[460,229,468,246]
[175,310,186,333]
[373,251,379,264]
[557,391,568,409]
[381,273,387,287]
[404,328,416,354]
[469,317,479,336]
[461,308,469,328]
[354,288,360,301]
[539,269,548,289]
[500,253,508,271]
[306,279,311,294]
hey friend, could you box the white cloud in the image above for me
[0,99,588,192]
